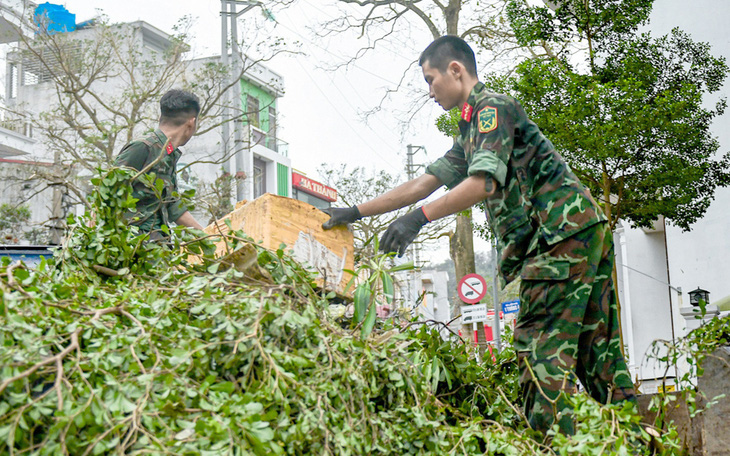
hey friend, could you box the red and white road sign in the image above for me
[458,273,487,304]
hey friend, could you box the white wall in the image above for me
[616,1,730,392]
[650,0,730,320]
[615,223,679,384]
[415,269,451,338]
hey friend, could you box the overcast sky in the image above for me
[60,0,454,182]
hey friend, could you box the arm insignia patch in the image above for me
[478,106,498,133]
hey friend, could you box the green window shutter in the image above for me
[277,163,289,197]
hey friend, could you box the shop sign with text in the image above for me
[292,172,337,202]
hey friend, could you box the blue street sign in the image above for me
[502,299,520,314]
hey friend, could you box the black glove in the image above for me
[380,208,430,257]
[322,206,362,230]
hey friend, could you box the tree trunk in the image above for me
[449,212,476,324]
[601,170,626,356]
[444,0,461,36]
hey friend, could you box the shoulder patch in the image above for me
[478,106,498,134]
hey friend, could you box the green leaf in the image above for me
[353,283,370,324]
[360,300,377,338]
[380,271,394,305]
[387,261,414,273]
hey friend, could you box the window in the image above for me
[22,69,39,86]
[292,189,331,210]
[246,95,260,127]
[253,157,266,198]
[8,63,18,99]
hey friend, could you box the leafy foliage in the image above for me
[0,167,702,455]
[435,107,462,139]
[495,0,730,230]
[196,171,236,225]
[649,313,730,408]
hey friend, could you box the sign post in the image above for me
[502,299,520,314]
[491,244,501,353]
[457,273,487,304]
[458,274,488,360]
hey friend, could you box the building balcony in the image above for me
[0,108,35,158]
[248,125,288,157]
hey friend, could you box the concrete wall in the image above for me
[616,0,730,392]
[651,0,730,322]
[395,268,451,338]
[615,223,679,386]
[0,158,57,243]
[419,269,451,328]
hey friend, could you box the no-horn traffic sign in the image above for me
[457,273,487,304]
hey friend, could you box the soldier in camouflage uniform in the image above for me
[114,89,204,236]
[322,36,635,434]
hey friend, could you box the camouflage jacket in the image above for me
[114,129,188,232]
[426,82,606,283]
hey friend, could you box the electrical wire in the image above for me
[614,260,680,292]
[290,58,403,172]
[276,1,434,154]
[271,4,412,171]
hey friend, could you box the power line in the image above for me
[614,260,681,293]
[291,58,402,172]
[296,0,420,72]
[276,8,403,85]
[273,3,438,173]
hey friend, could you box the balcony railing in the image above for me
[0,108,33,138]
[249,125,288,157]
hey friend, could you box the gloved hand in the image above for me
[380,207,430,257]
[322,206,362,230]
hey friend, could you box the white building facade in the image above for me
[0,2,292,239]
[616,0,730,392]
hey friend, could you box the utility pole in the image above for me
[221,1,262,202]
[406,144,425,266]
[220,1,230,177]
[491,243,501,353]
[405,144,425,314]
[405,144,425,180]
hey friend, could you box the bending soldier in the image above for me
[323,36,635,434]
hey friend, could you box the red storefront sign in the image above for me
[292,172,337,202]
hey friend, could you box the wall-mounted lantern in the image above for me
[688,287,710,307]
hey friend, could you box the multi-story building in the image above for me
[0,1,295,238]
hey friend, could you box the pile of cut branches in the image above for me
[0,168,694,454]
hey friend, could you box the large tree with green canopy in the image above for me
[496,0,730,231]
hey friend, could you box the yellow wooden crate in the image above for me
[205,193,354,294]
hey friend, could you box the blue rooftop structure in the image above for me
[34,2,76,35]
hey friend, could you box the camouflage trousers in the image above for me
[513,222,635,435]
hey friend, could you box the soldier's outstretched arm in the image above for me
[422,173,496,221]
[378,174,495,256]
[358,173,443,217]
[322,174,443,230]
[175,211,204,230]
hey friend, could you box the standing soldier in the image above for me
[114,89,204,237]
[323,36,635,434]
